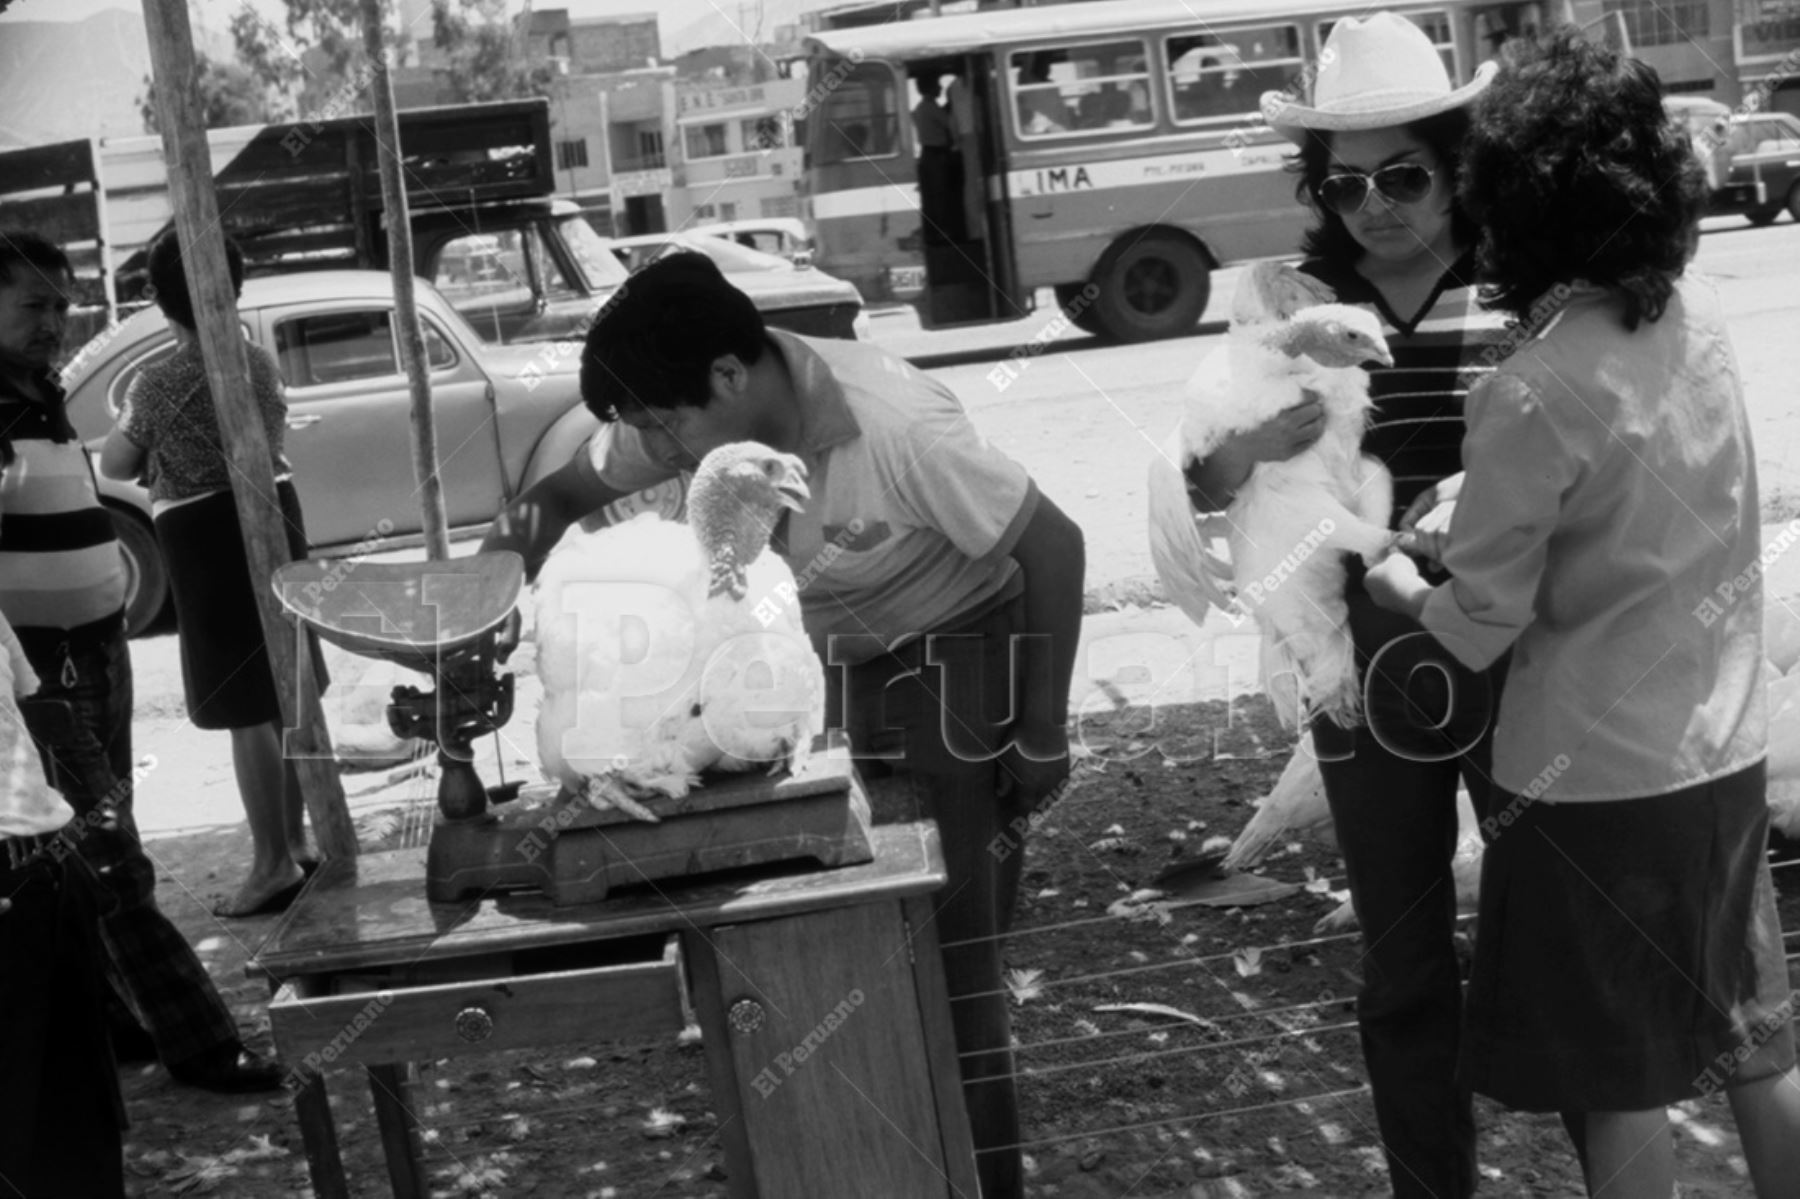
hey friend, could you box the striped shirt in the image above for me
[1300,250,1511,518]
[0,370,128,642]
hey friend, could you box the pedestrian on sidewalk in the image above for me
[0,229,280,1094]
[1365,28,1800,1198]
[100,230,323,919]
[0,434,126,1198]
[481,251,1086,1199]
[1182,13,1511,1195]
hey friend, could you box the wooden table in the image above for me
[250,820,977,1199]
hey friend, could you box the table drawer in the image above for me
[269,936,683,1070]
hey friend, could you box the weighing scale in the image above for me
[274,552,874,904]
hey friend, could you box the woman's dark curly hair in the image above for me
[1289,108,1477,264]
[1459,26,1705,329]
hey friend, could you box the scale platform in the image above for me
[429,731,874,905]
[273,553,874,906]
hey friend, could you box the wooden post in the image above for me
[362,0,452,562]
[139,0,357,861]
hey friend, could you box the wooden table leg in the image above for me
[368,1061,427,1199]
[683,928,759,1199]
[291,1070,350,1199]
[902,895,981,1199]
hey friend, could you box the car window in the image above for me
[434,230,536,310]
[526,226,580,303]
[1749,117,1800,152]
[421,320,456,370]
[558,216,631,291]
[686,235,789,273]
[276,311,399,387]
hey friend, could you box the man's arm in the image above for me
[1004,492,1085,804]
[480,454,631,581]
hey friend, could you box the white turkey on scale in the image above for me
[532,441,824,820]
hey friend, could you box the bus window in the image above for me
[1318,13,1457,80]
[814,61,902,162]
[1011,41,1154,138]
[1164,23,1303,125]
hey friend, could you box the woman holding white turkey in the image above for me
[1180,14,1509,1197]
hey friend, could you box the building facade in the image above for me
[668,77,807,228]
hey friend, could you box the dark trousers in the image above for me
[1312,578,1504,1199]
[829,592,1030,1199]
[18,622,242,1069]
[0,840,126,1198]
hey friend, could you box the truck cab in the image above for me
[411,200,632,345]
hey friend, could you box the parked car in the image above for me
[1667,97,1800,226]
[1719,111,1800,226]
[62,271,602,636]
[425,206,864,345]
[686,218,814,265]
[607,232,869,341]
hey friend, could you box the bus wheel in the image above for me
[1054,283,1104,334]
[1090,232,1211,342]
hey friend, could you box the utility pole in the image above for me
[140,0,356,862]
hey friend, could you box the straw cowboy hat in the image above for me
[1261,11,1497,142]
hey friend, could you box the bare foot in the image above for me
[212,864,307,918]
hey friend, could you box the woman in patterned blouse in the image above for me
[100,232,322,918]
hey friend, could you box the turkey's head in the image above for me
[1268,303,1394,369]
[689,441,810,599]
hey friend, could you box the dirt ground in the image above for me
[111,674,1799,1197]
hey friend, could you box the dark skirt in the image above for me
[1462,759,1795,1112]
[154,480,326,730]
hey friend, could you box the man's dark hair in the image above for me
[1289,108,1478,265]
[1459,27,1705,329]
[0,229,72,289]
[145,230,245,330]
[580,251,765,423]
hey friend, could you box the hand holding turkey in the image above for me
[1362,548,1431,621]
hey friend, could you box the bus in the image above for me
[800,0,1557,340]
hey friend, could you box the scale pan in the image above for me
[273,552,524,672]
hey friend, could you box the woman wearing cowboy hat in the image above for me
[1184,13,1508,1197]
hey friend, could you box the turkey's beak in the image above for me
[775,459,810,511]
[1364,341,1395,368]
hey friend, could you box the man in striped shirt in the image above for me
[0,230,280,1094]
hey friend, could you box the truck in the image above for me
[0,98,863,352]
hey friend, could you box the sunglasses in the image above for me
[1316,161,1436,215]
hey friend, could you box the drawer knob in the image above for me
[454,1005,495,1043]
[727,998,765,1035]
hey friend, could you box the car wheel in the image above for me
[1788,183,1800,223]
[107,506,170,638]
[1054,283,1104,334]
[1089,231,1212,342]
[1747,206,1781,227]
